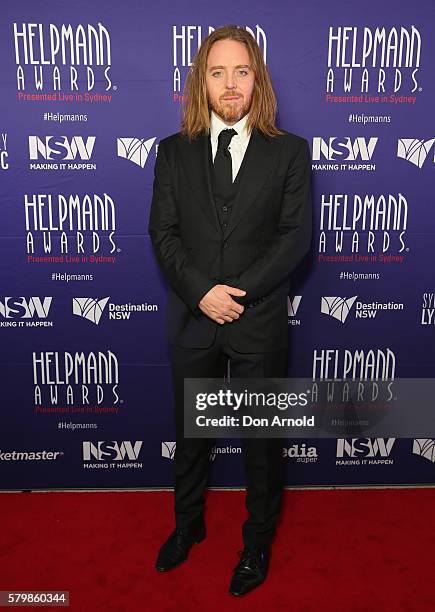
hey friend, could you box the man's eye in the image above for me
[212,72,222,77]
[237,70,248,76]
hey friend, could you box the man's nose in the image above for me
[225,73,236,89]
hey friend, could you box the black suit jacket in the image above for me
[148,126,312,353]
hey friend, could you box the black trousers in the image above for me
[169,322,288,548]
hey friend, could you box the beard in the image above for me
[208,93,252,124]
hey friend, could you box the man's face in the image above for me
[205,39,255,125]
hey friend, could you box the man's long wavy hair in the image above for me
[180,25,283,140]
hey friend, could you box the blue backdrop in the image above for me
[1,0,434,489]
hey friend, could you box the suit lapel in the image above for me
[178,126,283,237]
[178,131,220,231]
[223,127,282,239]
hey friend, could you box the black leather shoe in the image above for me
[229,545,270,596]
[155,522,206,572]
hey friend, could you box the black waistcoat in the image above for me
[208,137,248,232]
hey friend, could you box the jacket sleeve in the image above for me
[233,138,312,306]
[147,140,216,317]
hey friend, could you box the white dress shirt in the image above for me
[210,110,252,182]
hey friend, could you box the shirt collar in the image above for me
[210,110,250,147]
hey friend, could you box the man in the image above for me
[148,25,312,596]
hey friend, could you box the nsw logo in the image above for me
[29,136,96,160]
[0,296,52,319]
[83,441,143,461]
[337,438,395,458]
[312,137,377,161]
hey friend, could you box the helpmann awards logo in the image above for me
[325,26,422,99]
[13,22,113,94]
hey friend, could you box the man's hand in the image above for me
[198,285,246,324]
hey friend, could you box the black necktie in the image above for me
[212,128,237,200]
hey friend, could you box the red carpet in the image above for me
[0,488,434,611]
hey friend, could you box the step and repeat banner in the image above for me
[1,1,434,490]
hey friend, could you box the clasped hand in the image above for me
[198,284,246,324]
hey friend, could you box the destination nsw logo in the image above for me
[117,137,156,168]
[72,297,158,324]
[397,138,435,169]
[13,22,113,93]
[412,439,435,463]
[33,350,121,413]
[321,296,404,323]
[161,441,237,463]
[317,192,408,263]
[24,193,118,262]
[325,26,422,97]
[172,24,266,102]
